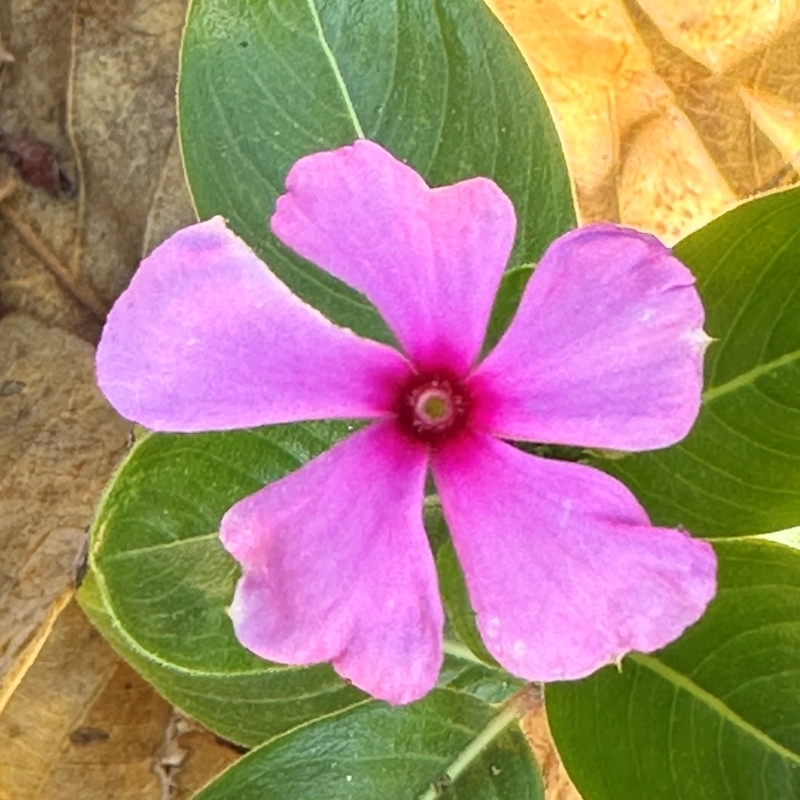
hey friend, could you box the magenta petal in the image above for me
[96,217,413,432]
[220,422,443,704]
[470,224,708,450]
[432,432,716,682]
[271,140,516,375]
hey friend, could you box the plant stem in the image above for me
[442,639,485,666]
[415,702,520,800]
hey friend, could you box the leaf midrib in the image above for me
[703,348,800,405]
[305,0,364,138]
[632,652,800,765]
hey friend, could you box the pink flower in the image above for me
[97,140,716,705]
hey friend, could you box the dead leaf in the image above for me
[0,0,193,338]
[521,704,583,800]
[488,0,800,241]
[617,105,734,242]
[0,133,76,198]
[634,0,800,73]
[0,313,130,711]
[739,85,800,174]
[0,601,240,800]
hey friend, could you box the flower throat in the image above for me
[396,372,470,445]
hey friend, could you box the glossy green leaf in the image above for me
[483,265,533,354]
[597,188,800,537]
[191,689,543,800]
[178,0,575,342]
[547,538,800,800]
[438,655,523,706]
[436,535,497,668]
[78,422,367,747]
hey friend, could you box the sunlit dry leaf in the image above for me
[0,314,130,710]
[0,601,240,800]
[521,704,583,800]
[486,0,655,220]
[626,3,777,199]
[0,601,164,800]
[617,105,736,242]
[488,0,651,81]
[488,0,800,238]
[635,0,800,73]
[740,86,800,173]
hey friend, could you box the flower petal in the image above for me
[469,224,708,450]
[433,432,716,682]
[97,217,412,432]
[220,422,442,704]
[271,140,516,375]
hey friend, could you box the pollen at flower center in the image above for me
[417,389,450,423]
[396,372,470,444]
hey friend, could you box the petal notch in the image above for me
[221,423,442,704]
[470,224,708,451]
[97,217,412,432]
[433,432,716,682]
[272,140,516,375]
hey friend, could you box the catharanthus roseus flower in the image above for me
[97,140,716,705]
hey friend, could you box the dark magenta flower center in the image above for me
[396,372,470,444]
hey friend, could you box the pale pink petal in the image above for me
[433,432,716,682]
[220,422,442,705]
[271,140,516,375]
[97,217,412,432]
[469,224,708,450]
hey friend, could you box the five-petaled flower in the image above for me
[97,140,716,705]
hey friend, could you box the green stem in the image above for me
[415,702,520,800]
[442,639,485,666]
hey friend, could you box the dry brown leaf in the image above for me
[0,0,193,339]
[635,0,800,73]
[521,704,583,800]
[740,85,800,172]
[489,0,800,241]
[0,313,130,711]
[0,601,240,800]
[617,105,734,242]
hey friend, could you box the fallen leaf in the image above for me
[487,0,800,241]
[521,704,583,800]
[739,85,800,173]
[0,0,192,338]
[616,105,734,242]
[0,132,76,198]
[634,0,800,73]
[0,313,130,712]
[0,601,240,800]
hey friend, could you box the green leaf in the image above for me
[78,422,367,747]
[547,538,800,800]
[596,188,800,537]
[190,689,543,800]
[178,0,575,342]
[436,535,497,668]
[439,655,523,705]
[483,265,533,354]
